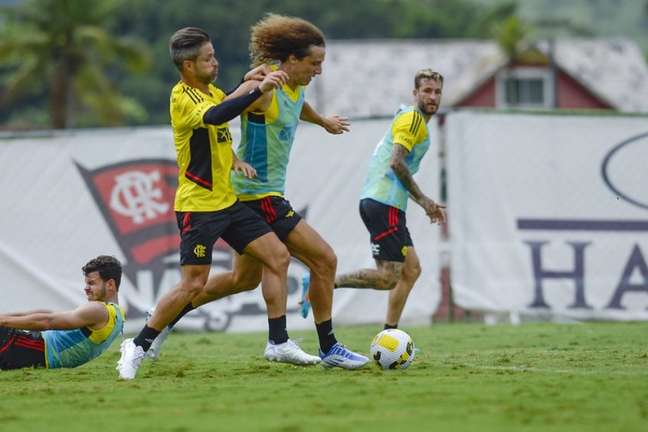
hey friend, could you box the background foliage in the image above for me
[1,0,647,129]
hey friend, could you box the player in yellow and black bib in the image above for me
[153,16,369,369]
[117,27,302,380]
[170,80,272,260]
[131,17,370,370]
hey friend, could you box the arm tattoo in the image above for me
[391,145,423,202]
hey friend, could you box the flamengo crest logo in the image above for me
[76,159,181,318]
[76,159,306,328]
[109,170,170,224]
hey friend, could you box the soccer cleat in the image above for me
[264,339,321,365]
[319,342,369,369]
[300,274,311,319]
[116,338,146,380]
[145,308,171,361]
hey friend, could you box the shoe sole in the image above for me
[321,359,368,369]
[265,355,320,365]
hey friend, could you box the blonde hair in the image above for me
[414,69,444,89]
[249,14,325,66]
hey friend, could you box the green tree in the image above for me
[109,0,518,125]
[0,0,150,129]
[394,0,516,38]
[494,16,528,58]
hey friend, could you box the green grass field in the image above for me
[1,322,647,432]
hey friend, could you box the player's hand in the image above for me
[232,159,257,179]
[322,115,351,134]
[259,70,289,93]
[421,197,446,224]
[244,64,272,82]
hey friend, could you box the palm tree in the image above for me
[0,0,150,129]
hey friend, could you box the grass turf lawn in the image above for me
[1,322,647,432]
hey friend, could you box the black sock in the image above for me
[169,303,195,328]
[384,323,398,330]
[268,315,288,345]
[316,319,338,353]
[133,325,160,352]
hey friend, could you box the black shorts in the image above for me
[0,327,46,370]
[176,201,272,265]
[242,196,302,241]
[359,198,413,263]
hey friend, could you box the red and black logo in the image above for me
[77,158,307,327]
[76,159,184,318]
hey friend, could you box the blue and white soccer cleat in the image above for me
[319,342,369,369]
[300,274,311,319]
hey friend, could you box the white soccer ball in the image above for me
[369,329,415,370]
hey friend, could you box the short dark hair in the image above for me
[82,256,122,290]
[169,27,211,71]
[414,68,444,89]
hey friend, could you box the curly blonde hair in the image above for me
[249,14,325,66]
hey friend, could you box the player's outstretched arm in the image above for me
[3,309,53,317]
[390,144,446,224]
[0,303,108,331]
[209,71,288,124]
[300,102,350,134]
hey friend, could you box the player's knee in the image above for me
[323,248,338,275]
[404,257,422,281]
[181,276,207,297]
[310,247,337,279]
[267,242,290,273]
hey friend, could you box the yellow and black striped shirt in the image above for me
[169,81,237,212]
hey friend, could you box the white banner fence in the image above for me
[3,110,646,331]
[0,119,441,333]
[446,111,648,320]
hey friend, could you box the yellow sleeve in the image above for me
[209,85,227,102]
[170,87,213,131]
[391,111,425,152]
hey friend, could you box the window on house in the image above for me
[504,78,544,105]
[497,68,554,109]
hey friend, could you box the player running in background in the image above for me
[302,69,447,330]
[146,15,368,369]
[0,255,124,370]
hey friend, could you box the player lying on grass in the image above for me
[0,255,124,370]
